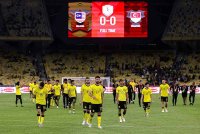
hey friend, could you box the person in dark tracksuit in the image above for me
[181,84,188,105]
[136,80,144,107]
[189,82,196,105]
[127,83,133,104]
[170,84,180,106]
[112,83,117,104]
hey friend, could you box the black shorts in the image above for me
[143,102,151,109]
[182,93,187,98]
[36,104,46,112]
[83,102,91,110]
[161,96,168,102]
[91,104,102,113]
[118,101,127,109]
[54,96,60,100]
[47,94,53,98]
[69,97,76,104]
[189,92,195,95]
[16,95,21,99]
[63,93,69,97]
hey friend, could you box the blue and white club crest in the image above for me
[75,12,86,23]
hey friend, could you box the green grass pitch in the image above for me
[0,94,200,134]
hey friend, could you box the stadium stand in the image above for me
[180,53,200,81]
[0,46,39,85]
[162,0,200,40]
[108,51,176,84]
[41,50,199,86]
[0,0,52,40]
[43,51,106,81]
[1,46,200,86]
[0,5,9,36]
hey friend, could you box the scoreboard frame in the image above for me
[68,1,148,38]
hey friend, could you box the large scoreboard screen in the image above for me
[68,1,148,38]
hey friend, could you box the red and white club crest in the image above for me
[130,12,142,23]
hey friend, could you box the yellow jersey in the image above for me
[29,83,34,91]
[142,87,152,102]
[16,86,21,95]
[63,83,69,94]
[32,84,39,92]
[34,87,48,105]
[68,85,77,97]
[159,84,170,97]
[90,84,104,104]
[130,81,136,89]
[116,86,128,101]
[44,83,52,94]
[53,84,61,96]
[81,84,92,103]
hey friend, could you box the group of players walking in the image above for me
[113,79,196,108]
[15,77,197,128]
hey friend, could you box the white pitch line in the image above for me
[0,124,199,129]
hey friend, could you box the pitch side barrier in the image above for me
[0,86,200,94]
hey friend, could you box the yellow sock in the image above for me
[38,116,41,124]
[86,113,90,121]
[147,109,150,114]
[97,116,101,127]
[41,117,44,124]
[50,99,52,106]
[51,99,54,106]
[33,98,35,103]
[84,113,87,121]
[87,115,92,124]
